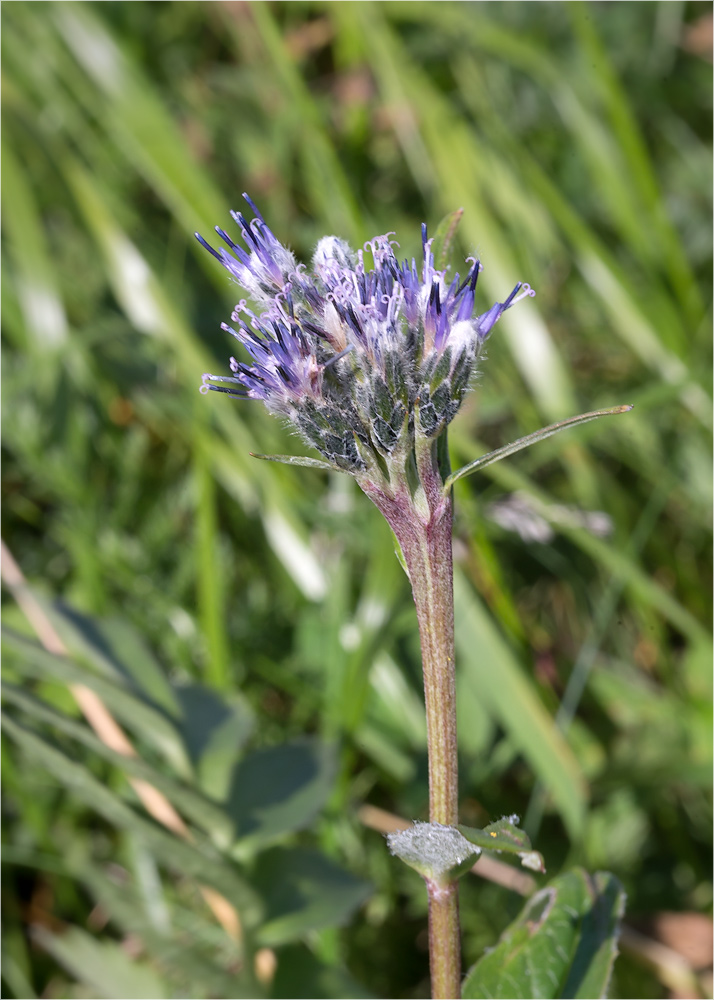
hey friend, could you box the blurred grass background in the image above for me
[1,2,712,998]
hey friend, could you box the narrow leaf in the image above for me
[34,926,168,1000]
[446,406,633,487]
[1,141,68,350]
[3,715,261,919]
[431,207,464,271]
[250,452,340,472]
[390,529,409,577]
[173,682,254,803]
[449,424,707,643]
[454,574,587,838]
[41,601,181,716]
[2,628,191,777]
[75,862,256,998]
[1,683,234,847]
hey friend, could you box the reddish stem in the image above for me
[360,443,461,998]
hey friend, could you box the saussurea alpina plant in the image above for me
[197,195,630,999]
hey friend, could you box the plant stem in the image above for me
[402,497,461,998]
[360,441,461,998]
[402,490,458,828]
[428,878,461,1000]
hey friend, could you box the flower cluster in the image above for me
[198,195,534,473]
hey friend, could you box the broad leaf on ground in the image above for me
[272,943,375,1000]
[227,740,337,853]
[251,847,372,946]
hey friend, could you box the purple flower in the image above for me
[197,195,534,469]
[196,194,299,304]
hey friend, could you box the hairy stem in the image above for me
[403,499,461,998]
[428,879,461,1000]
[403,494,458,827]
[360,446,461,998]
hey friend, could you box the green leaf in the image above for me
[272,943,375,999]
[1,141,68,351]
[354,723,416,783]
[462,868,626,999]
[431,207,464,272]
[2,714,261,920]
[58,147,329,603]
[446,406,634,487]
[4,607,255,803]
[448,428,708,644]
[348,1,576,421]
[51,4,226,235]
[2,628,191,777]
[174,682,254,802]
[42,601,181,716]
[364,652,427,752]
[34,925,168,1000]
[252,846,372,946]
[459,817,546,874]
[1,925,37,1000]
[389,529,409,577]
[1,683,234,848]
[193,439,231,690]
[250,452,340,472]
[227,740,338,853]
[75,861,257,998]
[238,1,363,240]
[453,574,588,838]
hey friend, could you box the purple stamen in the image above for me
[242,192,265,220]
[194,233,222,261]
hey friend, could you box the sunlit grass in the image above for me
[2,3,711,998]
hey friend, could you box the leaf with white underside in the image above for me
[446,405,633,487]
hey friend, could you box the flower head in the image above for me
[198,195,534,473]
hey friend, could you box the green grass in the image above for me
[2,3,711,998]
